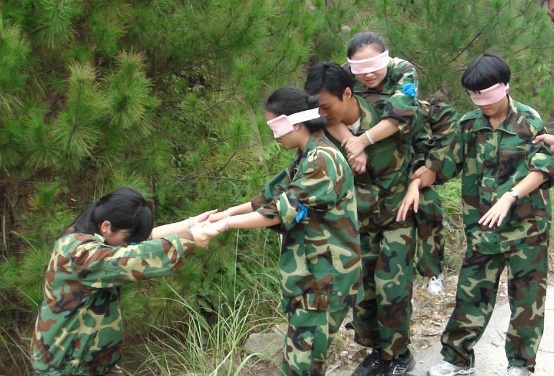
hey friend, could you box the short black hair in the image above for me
[347,31,387,58]
[264,87,326,133]
[304,62,353,100]
[461,52,511,92]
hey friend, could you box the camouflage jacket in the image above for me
[326,95,421,231]
[353,57,419,129]
[411,99,459,184]
[251,130,362,313]
[31,232,195,375]
[456,97,554,254]
[351,57,459,185]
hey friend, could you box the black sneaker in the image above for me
[382,350,416,376]
[351,348,384,376]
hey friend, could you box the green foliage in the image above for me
[364,0,554,116]
[123,277,282,376]
[1,0,553,373]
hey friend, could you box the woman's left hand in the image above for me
[478,193,515,228]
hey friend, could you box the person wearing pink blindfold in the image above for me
[324,31,455,376]
[205,87,363,376]
[418,52,554,376]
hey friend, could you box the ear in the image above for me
[99,220,112,236]
[343,87,352,100]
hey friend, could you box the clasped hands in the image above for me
[183,209,232,249]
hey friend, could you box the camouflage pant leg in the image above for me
[415,186,445,277]
[505,245,547,371]
[350,220,416,359]
[281,307,349,376]
[348,233,381,349]
[440,246,547,370]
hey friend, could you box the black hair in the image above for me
[304,62,353,100]
[461,52,511,92]
[264,86,327,133]
[61,187,154,243]
[347,31,387,58]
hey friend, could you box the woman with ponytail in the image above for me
[207,87,362,376]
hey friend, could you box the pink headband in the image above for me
[347,50,391,74]
[468,83,509,106]
[267,108,321,138]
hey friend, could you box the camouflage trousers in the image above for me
[348,219,416,360]
[281,307,350,376]
[415,186,445,277]
[440,245,548,371]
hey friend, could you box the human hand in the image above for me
[396,179,421,222]
[348,152,367,174]
[478,192,515,228]
[190,222,220,249]
[204,218,230,234]
[342,135,366,161]
[533,134,554,154]
[411,166,436,188]
[207,210,230,223]
[191,209,218,226]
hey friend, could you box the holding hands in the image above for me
[151,209,219,249]
[342,135,367,167]
[348,150,367,174]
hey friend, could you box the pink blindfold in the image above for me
[468,83,509,106]
[267,108,321,138]
[347,50,391,74]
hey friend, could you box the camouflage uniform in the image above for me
[440,97,553,371]
[31,231,197,375]
[342,56,424,360]
[352,58,457,279]
[410,99,459,277]
[251,129,362,375]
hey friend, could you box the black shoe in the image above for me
[351,348,384,376]
[382,350,416,376]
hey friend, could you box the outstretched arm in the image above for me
[151,209,217,239]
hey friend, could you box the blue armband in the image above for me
[294,203,308,223]
[402,83,417,99]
